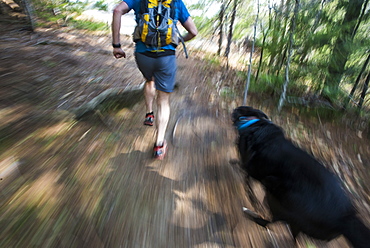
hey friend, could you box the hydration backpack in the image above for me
[133,0,179,48]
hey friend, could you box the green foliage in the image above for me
[231,1,254,40]
[205,53,222,67]
[32,0,109,31]
[188,0,255,40]
[29,0,370,110]
[220,86,236,99]
[192,16,216,38]
[236,70,247,80]
[68,18,108,30]
[249,0,370,109]
[33,0,87,15]
[250,74,284,96]
[93,0,108,11]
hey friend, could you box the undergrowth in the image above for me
[32,0,109,31]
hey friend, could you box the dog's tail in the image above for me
[339,214,370,248]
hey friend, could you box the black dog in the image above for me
[232,106,370,248]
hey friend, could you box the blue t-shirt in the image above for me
[123,0,190,52]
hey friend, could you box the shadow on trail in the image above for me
[99,148,237,247]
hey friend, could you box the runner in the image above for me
[112,0,197,159]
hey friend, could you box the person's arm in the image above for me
[112,1,130,59]
[181,17,198,42]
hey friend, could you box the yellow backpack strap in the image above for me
[141,13,150,42]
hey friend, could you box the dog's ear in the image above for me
[231,109,241,123]
[232,106,250,123]
[253,109,269,120]
[232,106,270,123]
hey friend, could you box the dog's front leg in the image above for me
[245,175,267,213]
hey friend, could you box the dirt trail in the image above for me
[1,8,370,248]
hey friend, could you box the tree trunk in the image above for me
[267,0,285,74]
[243,0,259,105]
[352,0,368,39]
[275,0,292,74]
[217,0,226,56]
[255,27,266,83]
[276,44,288,77]
[299,0,325,65]
[343,51,370,109]
[322,0,364,102]
[256,0,273,83]
[19,0,36,31]
[278,0,299,112]
[358,71,370,110]
[224,0,238,59]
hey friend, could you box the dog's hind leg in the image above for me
[243,207,282,248]
[242,207,271,228]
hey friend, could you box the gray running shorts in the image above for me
[135,52,177,93]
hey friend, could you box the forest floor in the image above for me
[1,4,370,248]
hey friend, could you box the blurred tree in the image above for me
[343,51,370,109]
[224,0,238,59]
[255,0,273,83]
[93,0,108,11]
[243,0,259,105]
[267,0,290,75]
[186,0,370,110]
[359,71,370,110]
[322,0,365,102]
[278,0,299,111]
[217,0,227,56]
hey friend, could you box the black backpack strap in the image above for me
[140,0,147,14]
[169,0,176,20]
[175,25,188,59]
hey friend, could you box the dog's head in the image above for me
[232,106,269,126]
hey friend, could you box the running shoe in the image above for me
[154,141,167,160]
[144,113,154,126]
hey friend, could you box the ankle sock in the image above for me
[156,141,164,147]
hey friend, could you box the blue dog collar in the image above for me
[237,119,260,130]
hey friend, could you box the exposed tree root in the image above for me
[72,82,145,119]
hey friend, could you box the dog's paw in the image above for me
[229,159,240,165]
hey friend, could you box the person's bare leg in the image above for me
[144,80,155,113]
[156,90,170,146]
